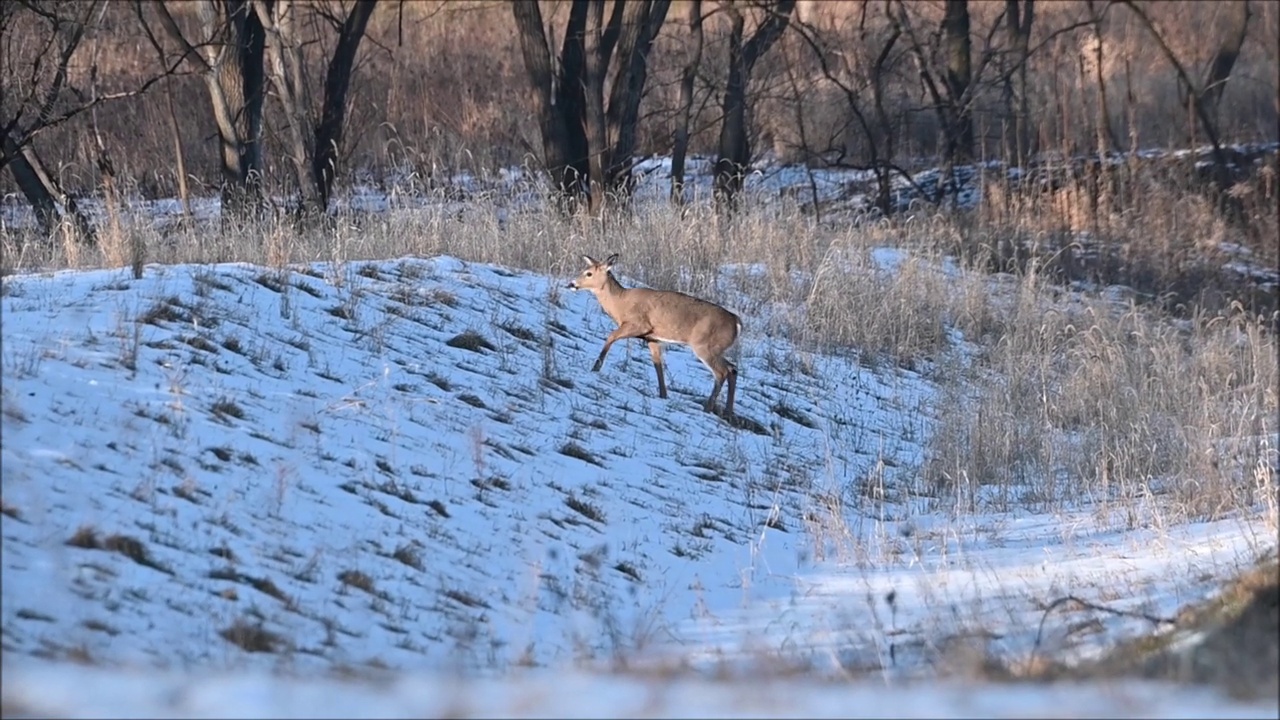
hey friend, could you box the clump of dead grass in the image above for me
[220,617,288,654]
[66,526,172,574]
[338,569,377,595]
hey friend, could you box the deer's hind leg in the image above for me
[723,361,737,417]
[645,340,668,399]
[701,355,734,415]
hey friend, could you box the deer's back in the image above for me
[614,287,739,347]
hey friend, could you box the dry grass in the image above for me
[219,618,288,654]
[925,278,1278,517]
[65,526,173,574]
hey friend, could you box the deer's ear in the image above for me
[582,255,598,267]
[605,253,619,267]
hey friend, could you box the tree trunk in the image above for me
[555,1,591,197]
[714,4,748,207]
[583,0,609,216]
[238,0,266,195]
[511,1,565,193]
[2,132,93,242]
[255,0,319,216]
[671,0,703,205]
[1087,4,1119,155]
[3,133,58,238]
[1201,0,1251,121]
[511,0,588,201]
[1120,0,1238,201]
[941,0,973,164]
[312,0,376,211]
[181,0,266,222]
[604,0,672,194]
[164,80,193,222]
[1004,0,1034,166]
[714,0,796,208]
[514,0,667,210]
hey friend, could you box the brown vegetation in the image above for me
[1,1,1273,201]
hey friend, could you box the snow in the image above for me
[2,252,1275,716]
[3,659,1274,719]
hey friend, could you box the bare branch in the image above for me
[152,0,214,73]
[1,50,189,172]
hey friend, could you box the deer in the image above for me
[567,253,740,417]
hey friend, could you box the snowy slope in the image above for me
[2,255,1275,717]
[1,256,933,673]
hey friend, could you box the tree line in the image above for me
[0,0,1267,238]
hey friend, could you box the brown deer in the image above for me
[568,254,740,416]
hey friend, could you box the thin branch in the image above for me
[152,0,214,73]
[1118,0,1230,174]
[1,51,190,171]
[33,1,102,128]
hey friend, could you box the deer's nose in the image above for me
[567,281,577,289]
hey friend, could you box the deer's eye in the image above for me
[585,271,593,277]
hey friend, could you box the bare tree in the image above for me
[1200,1,1252,123]
[148,0,267,222]
[670,0,704,205]
[1083,0,1119,155]
[713,0,796,208]
[789,4,906,215]
[1120,0,1251,195]
[1003,0,1034,165]
[512,0,671,214]
[132,0,194,221]
[253,0,376,217]
[1,1,168,241]
[512,0,582,201]
[890,0,1006,198]
[941,0,973,163]
[310,0,375,212]
[254,0,318,213]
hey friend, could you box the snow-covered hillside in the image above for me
[1,256,934,669]
[1,255,1274,716]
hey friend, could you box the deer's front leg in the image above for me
[591,339,615,372]
[592,324,647,372]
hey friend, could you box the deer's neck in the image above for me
[595,272,629,316]
[598,272,627,299]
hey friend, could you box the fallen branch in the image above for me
[1031,594,1177,666]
